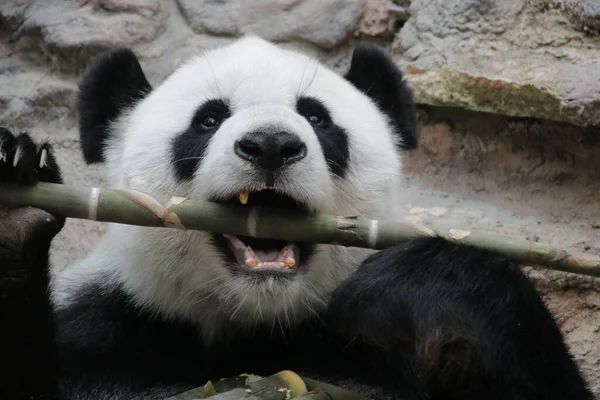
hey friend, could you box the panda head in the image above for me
[75,36,417,334]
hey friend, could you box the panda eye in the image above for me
[308,114,323,125]
[191,99,231,133]
[296,97,331,128]
[202,116,220,128]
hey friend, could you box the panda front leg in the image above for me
[0,128,64,399]
[324,236,595,400]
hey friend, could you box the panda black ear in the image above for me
[77,47,153,164]
[344,42,418,150]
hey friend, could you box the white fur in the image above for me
[53,36,405,339]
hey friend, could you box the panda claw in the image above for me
[39,148,49,169]
[13,145,23,167]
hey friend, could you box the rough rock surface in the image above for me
[394,0,600,127]
[0,0,599,396]
[176,0,366,49]
[559,0,600,34]
[1,0,169,72]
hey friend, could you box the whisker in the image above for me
[257,291,264,323]
[231,76,251,99]
[276,314,285,337]
[303,299,323,323]
[204,56,224,100]
[191,289,218,306]
[179,276,223,305]
[299,60,319,97]
[230,293,248,321]
[282,292,291,331]
[172,156,203,164]
[296,58,310,97]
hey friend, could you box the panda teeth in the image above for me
[244,258,259,268]
[238,186,275,205]
[243,244,297,270]
[222,234,299,271]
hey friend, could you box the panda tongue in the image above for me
[222,234,297,269]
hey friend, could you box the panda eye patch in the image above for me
[296,97,330,127]
[295,96,349,177]
[192,99,231,133]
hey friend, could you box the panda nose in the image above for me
[234,131,307,171]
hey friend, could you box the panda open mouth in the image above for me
[212,189,314,274]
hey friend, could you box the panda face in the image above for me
[72,36,417,333]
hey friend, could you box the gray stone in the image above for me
[0,60,76,128]
[356,0,407,40]
[176,0,366,49]
[2,0,168,71]
[559,0,600,34]
[394,0,600,127]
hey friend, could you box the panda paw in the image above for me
[325,244,413,351]
[0,127,63,186]
[0,127,65,250]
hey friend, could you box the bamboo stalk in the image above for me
[0,181,599,278]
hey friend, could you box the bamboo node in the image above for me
[418,227,437,237]
[165,196,187,207]
[404,223,436,237]
[367,219,379,248]
[336,218,359,230]
[164,211,186,229]
[88,187,100,220]
[118,189,165,219]
[547,249,571,265]
[117,189,188,229]
[163,196,187,230]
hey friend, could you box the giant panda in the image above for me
[0,36,594,400]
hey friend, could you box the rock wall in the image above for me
[1,0,599,396]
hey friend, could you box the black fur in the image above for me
[296,96,350,177]
[52,278,329,399]
[327,237,594,399]
[0,130,63,400]
[344,41,418,150]
[53,280,205,399]
[77,47,153,164]
[172,99,232,181]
